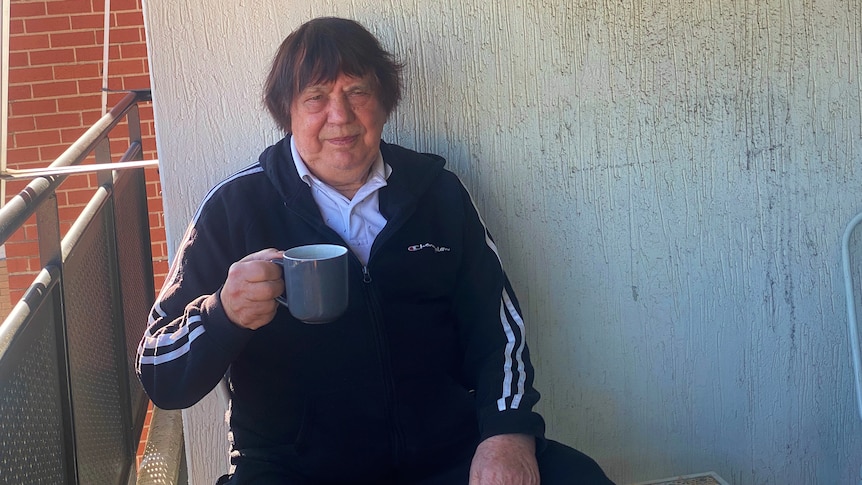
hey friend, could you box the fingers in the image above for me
[237,247,285,263]
[221,249,286,330]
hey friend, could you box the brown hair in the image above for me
[263,17,404,133]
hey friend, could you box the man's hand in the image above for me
[469,433,539,485]
[220,248,285,330]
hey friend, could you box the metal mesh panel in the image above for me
[64,206,130,485]
[113,170,154,419]
[0,301,68,484]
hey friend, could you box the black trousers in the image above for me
[218,440,615,485]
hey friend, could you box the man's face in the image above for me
[290,73,387,183]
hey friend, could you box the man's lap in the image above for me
[219,439,614,485]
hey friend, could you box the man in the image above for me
[137,16,614,485]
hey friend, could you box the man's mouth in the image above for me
[326,135,359,146]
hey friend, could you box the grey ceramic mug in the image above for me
[272,244,349,323]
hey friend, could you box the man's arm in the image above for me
[447,177,546,473]
[135,196,282,409]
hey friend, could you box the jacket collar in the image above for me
[259,136,447,226]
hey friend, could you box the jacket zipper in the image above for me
[361,264,405,460]
[282,194,408,459]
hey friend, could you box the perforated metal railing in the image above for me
[0,90,157,485]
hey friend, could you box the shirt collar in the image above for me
[289,135,391,188]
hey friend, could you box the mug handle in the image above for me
[269,258,289,307]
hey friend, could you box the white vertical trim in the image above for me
[1,0,11,206]
[101,0,111,115]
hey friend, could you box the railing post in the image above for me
[35,185,78,484]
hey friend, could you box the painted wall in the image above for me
[141,0,862,483]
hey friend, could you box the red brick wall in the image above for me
[6,0,168,305]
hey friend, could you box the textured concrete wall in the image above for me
[142,0,862,483]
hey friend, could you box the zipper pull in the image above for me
[362,266,372,283]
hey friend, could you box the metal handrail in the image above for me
[842,211,862,422]
[0,90,152,244]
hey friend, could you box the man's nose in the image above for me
[327,94,355,123]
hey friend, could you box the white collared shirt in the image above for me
[290,136,390,265]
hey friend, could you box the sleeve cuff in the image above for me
[479,408,547,452]
[200,290,255,353]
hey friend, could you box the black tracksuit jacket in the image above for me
[137,137,546,482]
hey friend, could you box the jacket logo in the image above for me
[408,243,451,253]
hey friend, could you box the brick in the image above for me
[107,58,143,75]
[32,80,79,98]
[54,63,101,80]
[150,242,165,259]
[9,99,57,116]
[15,130,62,147]
[10,2,47,17]
[70,14,104,30]
[10,33,51,51]
[5,147,40,164]
[10,19,25,35]
[58,95,99,112]
[46,0,96,15]
[147,212,162,228]
[101,0,141,12]
[51,30,97,48]
[102,27,141,44]
[35,113,83,130]
[152,259,169,277]
[114,11,144,27]
[81,109,104,125]
[76,45,120,62]
[52,190,69,206]
[7,84,33,101]
[121,74,150,90]
[137,103,154,118]
[77,78,103,94]
[8,65,54,84]
[9,51,29,67]
[146,193,163,208]
[109,139,130,157]
[66,187,99,205]
[150,227,166,243]
[119,42,148,59]
[40,143,73,162]
[7,159,49,172]
[10,276,38,297]
[144,164,159,177]
[60,127,87,144]
[29,48,77,65]
[106,91,127,104]
[7,116,36,132]
[59,206,86,222]
[1,228,26,245]
[7,234,38,251]
[5,258,32,274]
[145,181,161,198]
[24,16,72,34]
